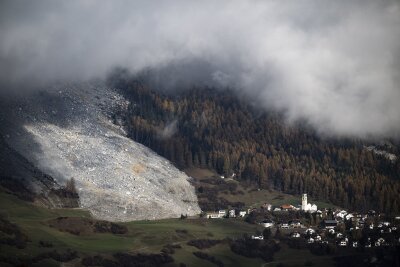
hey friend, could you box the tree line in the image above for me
[109,74,400,214]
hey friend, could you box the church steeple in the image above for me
[302,193,307,210]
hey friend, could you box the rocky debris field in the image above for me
[0,82,200,221]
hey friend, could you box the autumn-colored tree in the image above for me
[110,75,400,214]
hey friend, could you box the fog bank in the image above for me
[1,0,399,138]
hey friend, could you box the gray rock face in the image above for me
[0,82,200,221]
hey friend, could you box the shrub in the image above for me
[161,244,181,254]
[187,239,221,249]
[230,236,280,262]
[33,249,78,263]
[39,240,53,248]
[82,255,118,267]
[193,251,224,267]
[94,221,128,234]
[263,228,272,240]
[113,252,174,267]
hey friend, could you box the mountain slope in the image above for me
[0,82,200,221]
[110,77,400,214]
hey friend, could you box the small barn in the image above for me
[323,220,338,229]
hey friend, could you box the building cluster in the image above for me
[266,194,318,212]
[251,214,399,249]
[254,205,400,248]
[301,194,317,212]
[204,193,317,219]
[204,193,400,249]
[205,209,247,219]
[283,215,400,248]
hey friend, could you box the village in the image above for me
[204,194,400,249]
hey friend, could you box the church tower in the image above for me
[302,194,307,210]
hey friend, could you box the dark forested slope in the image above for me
[110,76,400,214]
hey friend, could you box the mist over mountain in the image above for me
[1,3,400,265]
[1,0,399,139]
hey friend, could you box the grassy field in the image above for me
[263,244,336,267]
[0,171,342,267]
[185,167,218,180]
[185,167,340,210]
[0,190,269,266]
[169,242,267,267]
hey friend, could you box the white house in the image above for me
[289,220,302,228]
[375,239,384,247]
[338,240,347,247]
[206,212,220,219]
[206,210,228,219]
[239,211,247,217]
[335,210,348,219]
[218,210,227,218]
[291,232,301,238]
[280,223,289,229]
[229,209,236,218]
[304,228,315,235]
[251,235,264,240]
[307,237,315,244]
[260,220,274,228]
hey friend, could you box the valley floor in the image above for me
[0,189,265,267]
[1,187,391,267]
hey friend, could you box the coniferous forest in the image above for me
[110,75,400,214]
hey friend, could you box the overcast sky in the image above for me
[1,0,399,139]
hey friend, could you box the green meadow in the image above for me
[0,191,267,266]
[0,185,342,267]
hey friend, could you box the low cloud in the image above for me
[157,120,178,140]
[0,0,399,138]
